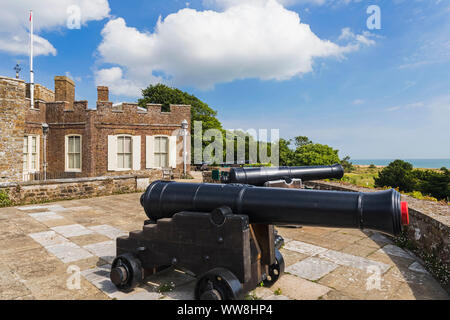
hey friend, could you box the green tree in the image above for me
[139,83,223,134]
[374,160,417,192]
[276,138,295,166]
[293,143,340,166]
[293,136,312,148]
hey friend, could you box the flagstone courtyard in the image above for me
[0,192,448,300]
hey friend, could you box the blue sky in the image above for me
[1,0,449,159]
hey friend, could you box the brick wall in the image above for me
[0,76,26,182]
[54,76,75,110]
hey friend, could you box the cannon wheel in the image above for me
[195,268,242,300]
[263,248,285,287]
[110,253,144,291]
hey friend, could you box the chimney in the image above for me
[54,76,75,109]
[97,86,109,101]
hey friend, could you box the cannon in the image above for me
[110,181,409,300]
[221,164,346,246]
[222,163,344,186]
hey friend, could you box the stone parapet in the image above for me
[0,174,159,206]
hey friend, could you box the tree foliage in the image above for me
[277,136,341,167]
[139,83,222,133]
[374,160,417,192]
[375,160,449,200]
[294,143,340,166]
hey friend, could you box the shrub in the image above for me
[412,167,449,201]
[340,156,354,172]
[374,160,417,192]
[0,190,12,208]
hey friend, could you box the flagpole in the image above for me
[30,10,34,109]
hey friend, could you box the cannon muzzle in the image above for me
[223,164,344,185]
[141,181,409,236]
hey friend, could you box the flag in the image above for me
[29,11,32,22]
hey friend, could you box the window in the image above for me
[31,136,37,170]
[154,136,168,168]
[66,135,81,171]
[23,135,39,173]
[23,137,28,171]
[117,136,132,169]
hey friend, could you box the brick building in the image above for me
[0,75,191,183]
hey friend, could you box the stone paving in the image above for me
[0,192,448,300]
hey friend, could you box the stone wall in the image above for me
[305,180,450,287]
[26,83,55,102]
[0,76,26,183]
[0,173,160,206]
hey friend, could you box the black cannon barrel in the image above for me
[141,181,409,236]
[223,164,344,186]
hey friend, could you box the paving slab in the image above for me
[83,241,116,264]
[120,291,163,300]
[17,204,67,212]
[370,232,393,245]
[271,274,330,300]
[283,240,328,256]
[28,211,64,222]
[46,242,94,263]
[87,225,128,239]
[28,231,70,247]
[318,249,391,273]
[286,257,339,281]
[408,261,429,274]
[279,248,308,267]
[376,244,415,260]
[51,224,95,237]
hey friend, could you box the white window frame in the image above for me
[153,135,170,169]
[65,134,82,173]
[116,134,133,171]
[23,135,40,174]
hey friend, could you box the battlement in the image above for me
[26,83,54,102]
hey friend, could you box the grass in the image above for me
[340,166,381,189]
[157,281,175,293]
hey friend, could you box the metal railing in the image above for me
[23,171,82,182]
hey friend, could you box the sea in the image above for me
[352,159,450,169]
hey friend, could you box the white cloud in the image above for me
[352,99,365,105]
[0,0,110,56]
[0,33,56,56]
[386,101,425,112]
[339,28,376,47]
[95,67,161,97]
[96,0,373,96]
[203,0,362,9]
